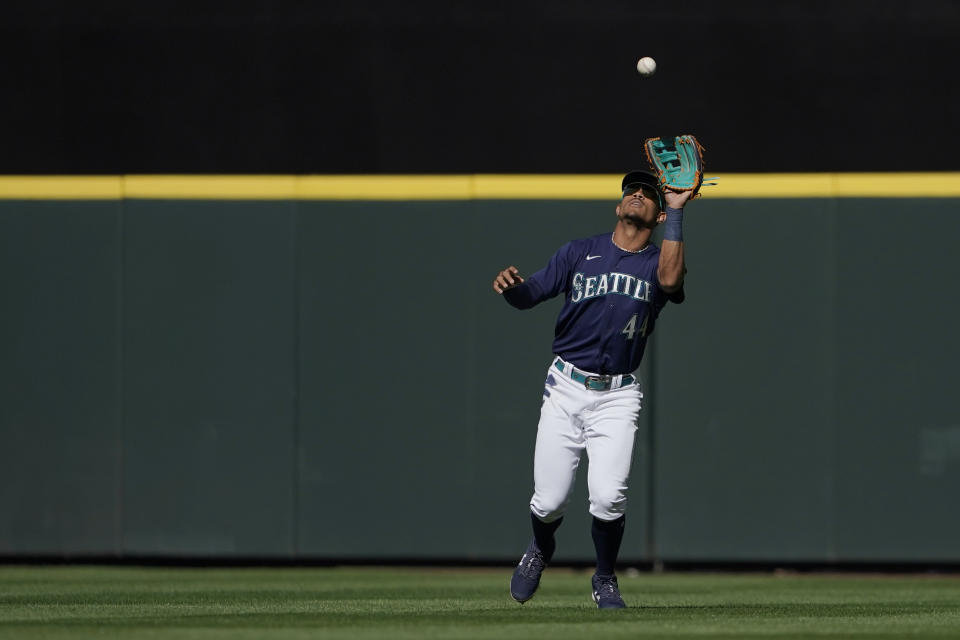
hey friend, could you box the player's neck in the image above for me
[612,221,652,253]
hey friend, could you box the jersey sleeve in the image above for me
[502,242,577,310]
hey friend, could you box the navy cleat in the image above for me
[592,573,626,609]
[510,541,547,603]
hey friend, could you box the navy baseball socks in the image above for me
[510,514,562,603]
[591,515,627,608]
[532,512,561,561]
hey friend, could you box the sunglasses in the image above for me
[622,183,661,201]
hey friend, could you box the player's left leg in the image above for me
[582,383,641,608]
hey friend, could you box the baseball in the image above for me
[636,56,657,77]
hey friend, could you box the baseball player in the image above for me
[492,170,691,608]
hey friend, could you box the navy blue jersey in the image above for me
[503,232,683,374]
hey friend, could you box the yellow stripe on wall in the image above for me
[717,173,960,198]
[124,175,299,200]
[297,175,475,200]
[0,173,959,200]
[469,175,622,199]
[0,176,124,199]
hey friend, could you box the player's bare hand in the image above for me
[663,188,694,210]
[493,266,525,294]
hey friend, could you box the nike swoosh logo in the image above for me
[586,255,602,260]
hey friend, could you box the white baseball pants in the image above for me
[530,357,642,523]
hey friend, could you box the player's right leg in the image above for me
[511,361,585,604]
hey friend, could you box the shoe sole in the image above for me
[592,592,626,609]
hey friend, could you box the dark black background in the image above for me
[3,0,958,173]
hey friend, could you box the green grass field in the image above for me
[1,566,959,639]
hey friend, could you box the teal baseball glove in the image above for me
[643,135,712,197]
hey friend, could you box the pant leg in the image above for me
[582,383,642,521]
[529,364,586,522]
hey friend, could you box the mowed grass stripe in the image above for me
[1,567,959,639]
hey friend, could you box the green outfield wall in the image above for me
[2,184,959,563]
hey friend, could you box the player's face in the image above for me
[616,184,661,226]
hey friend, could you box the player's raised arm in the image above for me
[492,266,525,294]
[657,188,692,292]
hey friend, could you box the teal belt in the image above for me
[554,360,635,391]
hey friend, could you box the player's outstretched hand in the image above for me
[663,187,694,210]
[493,266,525,294]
